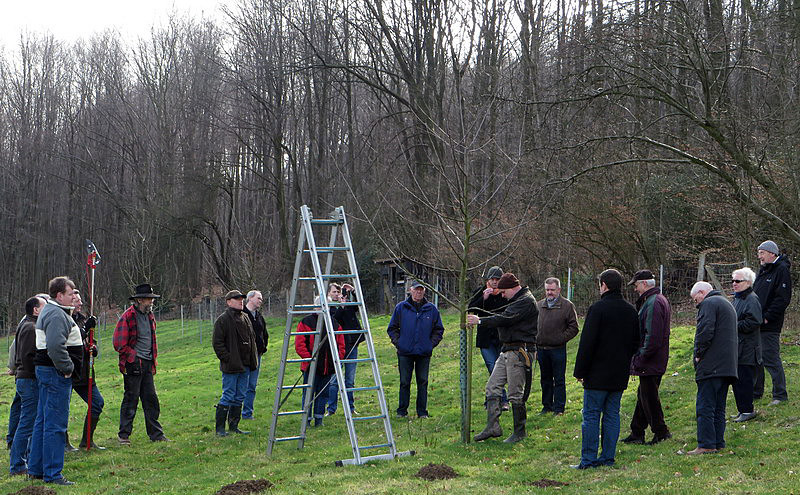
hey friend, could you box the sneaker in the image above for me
[118,435,131,446]
[48,477,75,486]
[570,463,594,470]
[418,413,430,419]
[350,409,359,415]
[539,408,553,415]
[734,412,757,422]
[621,434,645,445]
[647,432,672,445]
[325,410,336,417]
[152,436,171,442]
[396,412,408,418]
[768,399,786,407]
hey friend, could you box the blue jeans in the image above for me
[480,345,508,404]
[580,389,623,467]
[397,354,430,416]
[242,355,262,418]
[6,391,21,446]
[302,371,334,420]
[696,378,729,449]
[327,347,358,413]
[220,370,249,407]
[28,366,72,482]
[537,347,567,413]
[9,378,39,474]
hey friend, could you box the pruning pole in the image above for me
[84,240,101,451]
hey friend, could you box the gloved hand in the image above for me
[85,316,97,330]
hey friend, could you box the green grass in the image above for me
[1,313,799,494]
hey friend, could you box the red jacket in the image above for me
[113,305,158,374]
[294,314,345,374]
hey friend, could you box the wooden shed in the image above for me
[373,256,458,313]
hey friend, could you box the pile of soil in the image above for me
[526,479,569,488]
[215,479,274,495]
[415,463,459,481]
[7,487,56,495]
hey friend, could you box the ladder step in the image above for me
[281,384,310,390]
[347,385,380,392]
[290,331,319,336]
[352,414,385,421]
[289,310,323,315]
[277,410,307,416]
[340,358,373,364]
[335,451,415,467]
[286,358,312,364]
[275,435,305,442]
[304,247,350,253]
[298,275,355,280]
[310,219,344,225]
[333,329,368,335]
[294,302,361,309]
[359,443,391,450]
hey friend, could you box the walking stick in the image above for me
[85,240,101,451]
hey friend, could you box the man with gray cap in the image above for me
[468,266,509,409]
[753,240,791,405]
[113,284,168,445]
[468,272,538,443]
[212,290,258,436]
[387,280,445,418]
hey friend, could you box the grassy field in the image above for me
[1,312,798,494]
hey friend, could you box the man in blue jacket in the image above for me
[387,280,444,418]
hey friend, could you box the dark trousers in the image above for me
[119,359,164,440]
[537,346,567,413]
[732,364,755,414]
[630,375,669,437]
[696,377,728,449]
[397,354,430,416]
[754,332,787,400]
[73,381,105,418]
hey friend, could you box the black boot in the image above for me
[504,403,527,443]
[228,405,250,434]
[215,404,230,437]
[79,413,107,450]
[64,432,78,453]
[474,397,503,441]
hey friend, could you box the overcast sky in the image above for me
[0,0,231,51]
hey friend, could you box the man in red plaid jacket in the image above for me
[112,284,168,445]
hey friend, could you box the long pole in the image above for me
[84,240,100,451]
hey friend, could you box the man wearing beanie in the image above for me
[212,290,258,436]
[468,272,538,443]
[468,266,510,410]
[753,240,791,405]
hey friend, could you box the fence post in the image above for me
[180,305,184,336]
[198,305,202,344]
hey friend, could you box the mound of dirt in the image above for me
[526,479,569,488]
[415,463,459,481]
[7,486,57,495]
[215,479,274,495]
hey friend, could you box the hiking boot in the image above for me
[215,404,230,437]
[734,411,757,422]
[474,397,503,441]
[621,434,645,445]
[64,432,78,453]
[118,435,131,446]
[503,403,527,443]
[647,431,672,445]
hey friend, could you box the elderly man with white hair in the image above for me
[730,268,762,422]
[686,281,737,455]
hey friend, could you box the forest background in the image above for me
[1,0,800,326]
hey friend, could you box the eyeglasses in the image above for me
[731,279,745,284]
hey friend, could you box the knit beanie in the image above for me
[486,266,503,280]
[758,240,780,255]
[497,273,520,289]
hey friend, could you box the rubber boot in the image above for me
[228,405,250,434]
[79,412,107,450]
[215,404,230,437]
[504,403,527,443]
[474,397,503,441]
[64,432,78,453]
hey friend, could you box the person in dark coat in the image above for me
[686,282,738,455]
[622,270,672,446]
[572,269,640,469]
[242,290,269,420]
[212,290,258,436]
[70,291,105,450]
[731,268,762,422]
[468,273,538,443]
[752,240,791,405]
[468,266,509,409]
[326,283,364,416]
[387,280,444,418]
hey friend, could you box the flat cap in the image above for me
[627,269,655,286]
[225,290,245,300]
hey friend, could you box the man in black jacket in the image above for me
[468,266,509,410]
[468,273,538,443]
[572,269,640,469]
[686,281,738,455]
[212,290,258,436]
[752,240,791,405]
[242,290,269,420]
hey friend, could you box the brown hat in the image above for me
[225,290,245,300]
[497,273,520,289]
[627,270,655,286]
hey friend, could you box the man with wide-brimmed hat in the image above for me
[113,284,169,445]
[212,290,258,436]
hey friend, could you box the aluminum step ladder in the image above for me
[267,205,413,465]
